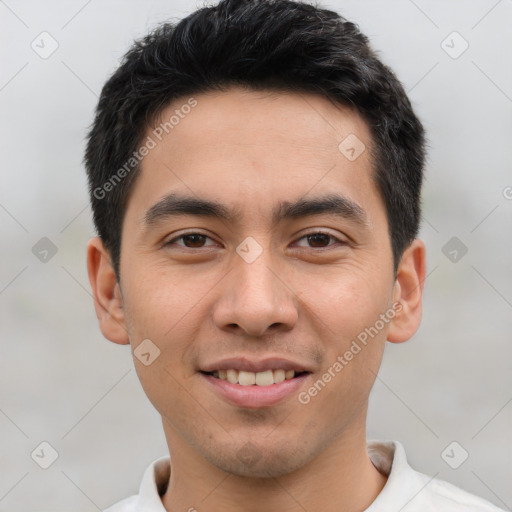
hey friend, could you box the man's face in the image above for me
[117,87,399,477]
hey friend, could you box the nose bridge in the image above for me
[237,247,280,304]
[213,238,298,336]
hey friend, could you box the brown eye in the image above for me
[306,233,331,248]
[166,233,215,248]
[181,234,207,248]
[295,231,344,249]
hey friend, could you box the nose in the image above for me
[212,247,299,337]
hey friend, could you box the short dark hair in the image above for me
[85,0,426,280]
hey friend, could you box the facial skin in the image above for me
[87,87,426,512]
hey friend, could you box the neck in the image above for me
[161,425,387,512]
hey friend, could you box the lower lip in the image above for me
[201,373,310,408]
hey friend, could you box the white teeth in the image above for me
[226,369,238,384]
[273,369,285,383]
[212,369,298,385]
[255,369,274,386]
[238,371,256,386]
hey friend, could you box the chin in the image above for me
[202,440,312,479]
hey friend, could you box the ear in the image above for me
[86,237,129,345]
[387,238,426,344]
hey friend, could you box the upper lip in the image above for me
[200,357,313,374]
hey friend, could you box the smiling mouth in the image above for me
[201,369,310,386]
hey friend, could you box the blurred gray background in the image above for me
[1,0,511,510]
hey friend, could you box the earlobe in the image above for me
[387,238,426,344]
[86,237,130,345]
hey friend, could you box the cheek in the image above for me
[120,267,202,397]
[299,263,393,341]
[296,265,391,404]
[122,261,210,340]
[121,279,202,421]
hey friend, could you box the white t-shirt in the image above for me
[104,440,505,511]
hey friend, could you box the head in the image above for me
[86,0,426,479]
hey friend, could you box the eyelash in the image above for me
[164,231,346,250]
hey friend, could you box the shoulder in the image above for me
[423,476,506,511]
[102,456,171,512]
[367,440,506,512]
[103,495,138,512]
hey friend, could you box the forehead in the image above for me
[151,86,372,157]
[126,87,380,226]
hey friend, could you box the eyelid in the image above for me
[164,229,347,249]
[164,230,219,247]
[293,229,347,248]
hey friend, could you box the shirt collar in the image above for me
[136,440,410,510]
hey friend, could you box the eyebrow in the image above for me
[143,192,368,229]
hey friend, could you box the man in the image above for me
[84,0,505,510]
